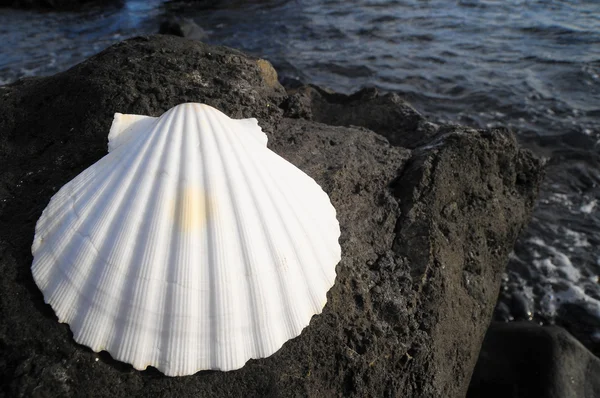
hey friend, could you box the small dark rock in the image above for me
[279,76,305,90]
[159,17,207,41]
[281,84,440,148]
[468,321,600,398]
[556,302,600,357]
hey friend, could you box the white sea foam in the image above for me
[549,193,573,207]
[580,199,597,214]
[529,236,582,282]
[525,232,600,338]
[564,227,590,248]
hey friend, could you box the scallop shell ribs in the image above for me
[31,103,341,376]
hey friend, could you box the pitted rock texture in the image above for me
[0,35,543,397]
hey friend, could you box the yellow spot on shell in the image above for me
[169,186,211,232]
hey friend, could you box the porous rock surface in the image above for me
[0,35,543,397]
[468,321,600,398]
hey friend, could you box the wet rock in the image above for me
[468,321,600,398]
[0,35,543,397]
[159,17,207,41]
[281,85,440,148]
[556,302,600,358]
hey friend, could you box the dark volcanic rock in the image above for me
[281,85,439,148]
[159,17,207,41]
[0,35,543,397]
[468,322,600,398]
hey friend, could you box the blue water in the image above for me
[1,0,600,350]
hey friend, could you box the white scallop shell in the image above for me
[31,103,341,376]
